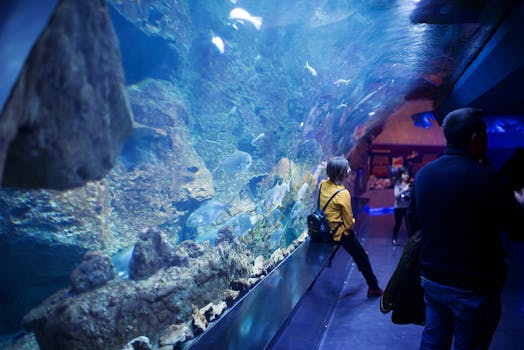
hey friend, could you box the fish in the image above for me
[304,61,317,76]
[195,228,220,244]
[268,228,284,248]
[223,213,256,237]
[251,132,265,144]
[228,8,263,30]
[228,106,239,117]
[333,79,350,86]
[290,201,305,222]
[351,80,393,112]
[309,9,355,28]
[296,183,309,201]
[235,213,255,236]
[186,201,229,228]
[216,150,252,175]
[111,247,134,279]
[211,33,225,54]
[262,182,289,211]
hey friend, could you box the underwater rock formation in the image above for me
[0,332,39,350]
[123,78,214,206]
[70,251,115,294]
[159,323,193,350]
[129,227,176,280]
[108,0,192,54]
[22,235,253,350]
[0,77,214,332]
[121,336,152,350]
[107,0,191,84]
[0,229,87,334]
[0,0,132,190]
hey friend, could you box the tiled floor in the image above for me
[269,190,524,350]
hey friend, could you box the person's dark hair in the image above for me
[393,167,408,184]
[397,167,407,176]
[326,156,349,185]
[442,108,486,149]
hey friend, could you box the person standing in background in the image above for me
[392,167,411,246]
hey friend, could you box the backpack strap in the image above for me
[318,183,346,235]
[319,184,345,211]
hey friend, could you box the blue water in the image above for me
[0,0,58,111]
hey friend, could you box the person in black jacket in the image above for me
[407,108,524,350]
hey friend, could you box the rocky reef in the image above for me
[0,0,361,345]
[21,227,302,350]
[0,77,214,333]
[0,0,133,335]
[0,0,132,190]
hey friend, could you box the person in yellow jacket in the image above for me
[319,156,383,297]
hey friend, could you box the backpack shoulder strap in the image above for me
[320,186,345,211]
[317,183,323,209]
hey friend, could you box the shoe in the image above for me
[367,287,383,297]
[392,239,399,246]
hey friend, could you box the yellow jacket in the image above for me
[319,179,356,241]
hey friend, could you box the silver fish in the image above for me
[305,60,317,76]
[211,33,224,54]
[229,8,263,30]
[187,201,228,227]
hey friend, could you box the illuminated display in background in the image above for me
[484,116,524,148]
[411,111,436,129]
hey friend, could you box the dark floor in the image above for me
[269,189,524,350]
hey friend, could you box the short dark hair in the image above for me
[394,167,408,184]
[442,108,486,149]
[326,156,349,184]
[397,166,408,175]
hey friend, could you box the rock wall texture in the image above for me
[0,0,132,190]
[0,78,214,333]
[0,0,134,335]
[22,228,254,350]
[0,0,333,342]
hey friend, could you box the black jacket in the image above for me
[380,231,425,325]
[408,148,524,292]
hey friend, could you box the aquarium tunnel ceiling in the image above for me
[1,0,524,189]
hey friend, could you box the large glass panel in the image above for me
[0,0,516,348]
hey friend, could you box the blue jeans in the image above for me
[419,277,501,350]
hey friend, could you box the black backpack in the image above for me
[307,184,345,242]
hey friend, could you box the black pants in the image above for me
[392,207,409,240]
[338,231,380,290]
